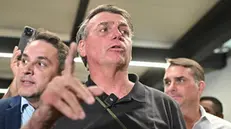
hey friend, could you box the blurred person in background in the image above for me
[200,96,224,119]
[164,57,231,129]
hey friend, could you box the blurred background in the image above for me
[0,0,231,121]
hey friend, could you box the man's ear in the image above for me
[77,40,86,57]
[198,81,206,95]
[217,113,224,119]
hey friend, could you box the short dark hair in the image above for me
[76,4,133,67]
[166,58,205,82]
[32,28,69,74]
[200,96,223,115]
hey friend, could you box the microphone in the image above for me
[104,93,118,108]
[95,94,127,129]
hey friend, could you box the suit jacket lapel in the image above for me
[5,96,21,129]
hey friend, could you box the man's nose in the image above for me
[167,82,177,92]
[22,63,34,75]
[111,28,123,40]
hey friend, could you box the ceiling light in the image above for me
[213,47,230,54]
[0,88,8,94]
[0,53,167,68]
[129,61,167,68]
[74,57,167,68]
[0,52,13,58]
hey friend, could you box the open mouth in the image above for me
[110,45,125,51]
[21,80,35,86]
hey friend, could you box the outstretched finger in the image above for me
[62,42,77,76]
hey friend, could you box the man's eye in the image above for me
[179,78,184,82]
[176,78,185,84]
[164,81,171,86]
[37,62,47,67]
[120,30,129,36]
[99,27,108,33]
[21,58,28,64]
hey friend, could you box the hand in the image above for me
[38,43,103,121]
[2,46,21,98]
[11,46,21,76]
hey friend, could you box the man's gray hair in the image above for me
[76,4,133,67]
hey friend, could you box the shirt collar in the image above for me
[85,73,145,103]
[199,105,212,124]
[124,74,145,102]
[20,97,35,113]
[193,106,212,129]
[21,97,28,113]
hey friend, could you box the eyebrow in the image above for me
[118,22,129,28]
[97,21,129,28]
[175,76,185,80]
[163,78,169,82]
[22,53,52,64]
[97,21,109,27]
[22,53,28,58]
[163,76,185,81]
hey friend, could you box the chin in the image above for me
[104,58,124,66]
[18,90,40,99]
[21,93,41,99]
[172,98,182,104]
[177,100,186,107]
[19,91,32,97]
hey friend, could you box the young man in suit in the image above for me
[0,29,69,129]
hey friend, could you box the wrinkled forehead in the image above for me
[87,12,130,29]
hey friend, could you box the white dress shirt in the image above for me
[193,106,231,129]
[20,97,35,126]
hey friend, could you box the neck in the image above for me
[25,97,40,109]
[181,103,201,129]
[89,64,134,99]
